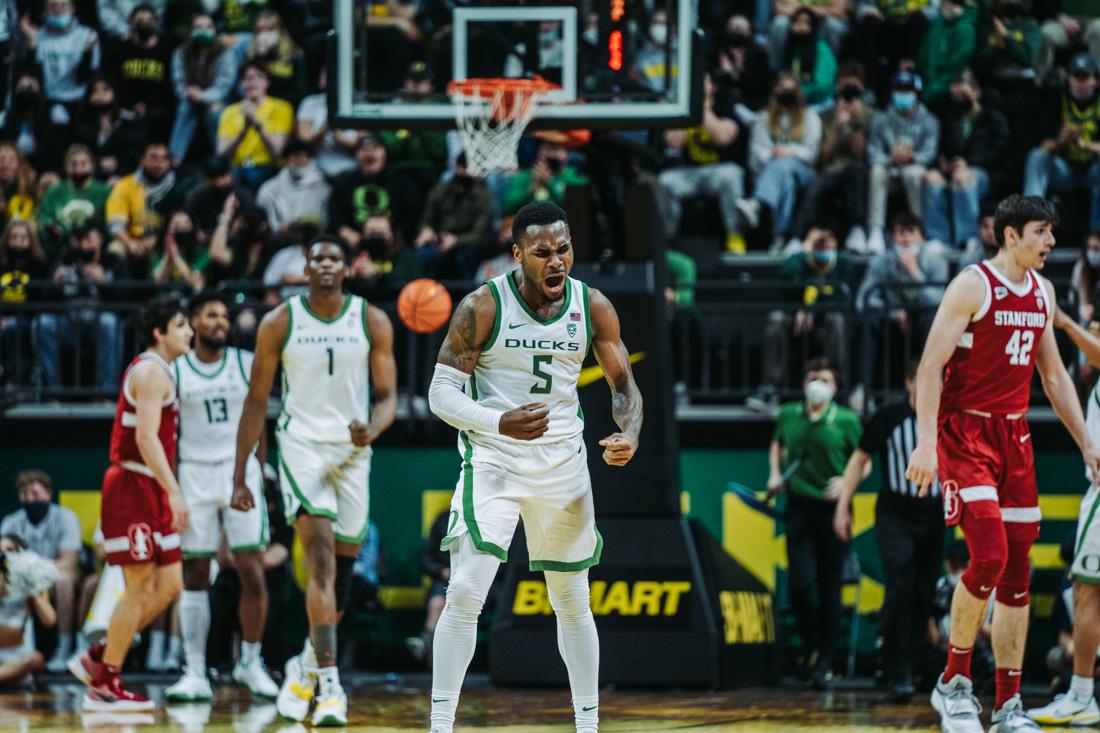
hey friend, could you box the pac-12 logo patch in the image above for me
[994,286,1008,300]
[128,523,153,561]
[567,323,577,337]
[942,480,960,525]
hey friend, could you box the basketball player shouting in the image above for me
[71,295,192,712]
[426,201,643,733]
[166,292,278,702]
[234,238,397,726]
[906,195,1100,733]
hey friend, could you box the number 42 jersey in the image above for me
[174,347,253,463]
[941,260,1051,416]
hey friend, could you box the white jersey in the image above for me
[174,347,253,463]
[1088,383,1100,482]
[279,294,371,443]
[471,272,591,445]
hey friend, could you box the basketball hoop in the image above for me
[448,77,555,176]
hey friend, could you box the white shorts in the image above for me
[1073,485,1100,584]
[179,455,267,556]
[441,432,602,571]
[277,430,370,544]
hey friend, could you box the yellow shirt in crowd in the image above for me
[217,96,294,167]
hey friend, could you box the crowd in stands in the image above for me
[2,0,1100,404]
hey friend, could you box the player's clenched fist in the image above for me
[499,402,550,441]
[349,419,375,447]
[599,432,637,466]
[905,442,938,497]
[230,480,254,512]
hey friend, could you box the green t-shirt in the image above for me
[773,401,862,500]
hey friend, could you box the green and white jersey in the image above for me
[174,347,253,463]
[472,271,592,445]
[279,294,371,443]
[1087,383,1100,482]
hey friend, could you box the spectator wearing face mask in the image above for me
[921,70,1009,248]
[32,223,128,395]
[256,137,331,233]
[1024,53,1100,230]
[104,4,174,131]
[768,0,849,72]
[749,224,853,411]
[348,213,419,292]
[23,0,100,134]
[96,0,165,41]
[0,470,81,672]
[867,70,939,247]
[776,7,838,107]
[737,73,821,251]
[1,75,51,172]
[633,8,677,93]
[712,14,774,114]
[793,62,873,251]
[414,153,493,279]
[915,0,977,108]
[855,212,947,395]
[73,76,147,183]
[767,357,862,689]
[1072,230,1100,324]
[500,137,588,216]
[150,209,205,288]
[36,144,110,258]
[245,10,306,107]
[168,13,238,165]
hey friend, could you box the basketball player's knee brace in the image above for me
[335,555,355,614]
[961,520,1008,601]
[996,539,1032,607]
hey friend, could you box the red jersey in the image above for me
[941,261,1050,415]
[108,353,179,468]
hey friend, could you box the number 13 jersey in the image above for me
[174,347,253,463]
[279,294,371,443]
[472,271,592,445]
[941,260,1051,416]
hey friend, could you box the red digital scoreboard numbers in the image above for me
[608,0,625,70]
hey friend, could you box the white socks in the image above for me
[1072,674,1095,700]
[179,589,210,676]
[302,638,319,670]
[240,640,262,666]
[146,629,166,668]
[317,666,341,697]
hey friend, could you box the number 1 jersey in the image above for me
[279,294,371,443]
[471,272,592,445]
[941,260,1051,416]
[174,347,253,463]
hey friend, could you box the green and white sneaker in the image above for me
[1028,691,1100,726]
[233,657,279,699]
[311,687,348,727]
[990,695,1042,732]
[165,668,213,702]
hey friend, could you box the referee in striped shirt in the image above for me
[829,360,944,702]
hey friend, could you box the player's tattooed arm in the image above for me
[232,305,288,511]
[590,288,643,466]
[436,286,496,375]
[360,304,397,445]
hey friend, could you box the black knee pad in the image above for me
[335,555,355,613]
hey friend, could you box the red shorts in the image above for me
[937,411,1041,543]
[101,464,181,566]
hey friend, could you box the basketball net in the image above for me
[448,78,553,176]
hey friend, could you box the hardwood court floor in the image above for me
[0,674,1068,731]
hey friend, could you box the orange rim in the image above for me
[447,77,557,100]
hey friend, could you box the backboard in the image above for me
[330,0,702,130]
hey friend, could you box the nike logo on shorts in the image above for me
[980,585,993,592]
[1020,434,1031,443]
[1013,591,1027,599]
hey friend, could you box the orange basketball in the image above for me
[397,278,453,334]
